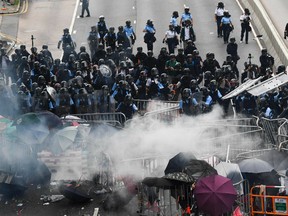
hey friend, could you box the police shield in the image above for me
[99,64,112,77]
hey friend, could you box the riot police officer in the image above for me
[87,26,99,57]
[58,28,76,59]
[97,15,108,48]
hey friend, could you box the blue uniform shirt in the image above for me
[144,25,155,33]
[124,26,135,37]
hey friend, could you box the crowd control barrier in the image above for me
[250,185,288,216]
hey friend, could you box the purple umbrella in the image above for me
[194,174,237,216]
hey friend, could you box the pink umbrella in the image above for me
[194,174,237,216]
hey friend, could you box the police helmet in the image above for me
[80,46,86,52]
[151,67,159,76]
[124,94,132,102]
[261,48,267,54]
[182,88,192,98]
[277,64,286,74]
[99,15,104,19]
[193,50,199,55]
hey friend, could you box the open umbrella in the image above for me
[215,162,244,195]
[163,172,194,183]
[183,159,218,180]
[164,152,197,175]
[256,149,288,171]
[48,126,78,154]
[59,184,91,203]
[142,177,175,188]
[215,162,243,185]
[13,112,63,146]
[238,158,274,173]
[194,174,237,216]
[13,111,62,130]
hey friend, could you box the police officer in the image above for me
[215,2,225,38]
[180,6,193,26]
[143,19,156,52]
[97,15,108,48]
[259,48,274,78]
[58,28,75,54]
[79,0,90,18]
[179,88,199,116]
[87,26,99,57]
[124,20,136,48]
[240,8,251,44]
[220,10,233,44]
[170,11,181,34]
[226,37,239,65]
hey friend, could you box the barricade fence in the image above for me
[258,118,287,147]
[62,112,126,127]
[250,185,288,216]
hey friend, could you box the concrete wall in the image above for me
[238,0,288,67]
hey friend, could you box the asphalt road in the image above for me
[0,0,265,73]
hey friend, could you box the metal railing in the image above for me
[62,112,126,127]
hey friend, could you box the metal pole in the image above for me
[31,35,35,47]
[226,144,230,162]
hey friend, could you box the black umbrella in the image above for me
[163,172,195,183]
[238,158,274,173]
[243,170,280,194]
[257,150,288,171]
[142,177,174,188]
[13,111,63,129]
[164,152,197,175]
[183,159,218,180]
[59,184,91,203]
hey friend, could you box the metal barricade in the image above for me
[258,118,287,147]
[62,112,126,127]
[233,148,277,161]
[234,179,251,215]
[190,118,265,158]
[250,185,288,216]
[133,99,179,114]
[143,106,181,124]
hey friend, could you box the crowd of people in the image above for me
[0,3,287,121]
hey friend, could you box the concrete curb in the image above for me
[238,0,288,67]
